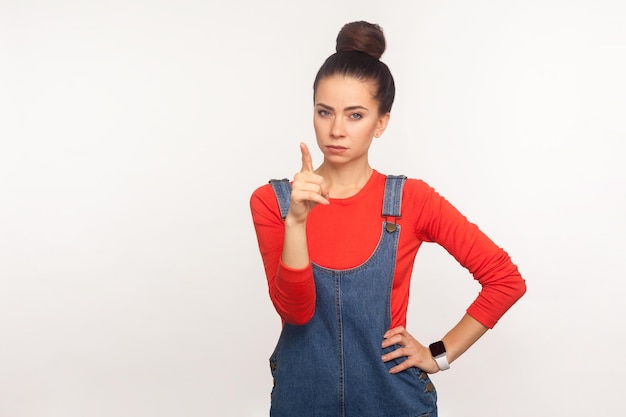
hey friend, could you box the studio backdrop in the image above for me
[1,1,625,416]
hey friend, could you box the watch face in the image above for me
[429,341,446,357]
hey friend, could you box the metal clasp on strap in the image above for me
[384,216,401,233]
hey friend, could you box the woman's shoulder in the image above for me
[251,181,273,197]
[404,177,436,194]
[250,181,281,211]
[251,178,291,198]
[375,172,434,195]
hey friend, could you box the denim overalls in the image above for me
[268,175,438,417]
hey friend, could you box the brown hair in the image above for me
[313,21,395,114]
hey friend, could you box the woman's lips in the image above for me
[326,145,347,154]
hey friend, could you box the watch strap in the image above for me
[433,353,450,371]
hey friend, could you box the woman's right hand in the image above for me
[287,143,330,224]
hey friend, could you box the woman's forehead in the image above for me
[315,75,377,106]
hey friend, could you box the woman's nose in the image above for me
[331,118,345,138]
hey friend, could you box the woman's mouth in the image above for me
[326,145,347,154]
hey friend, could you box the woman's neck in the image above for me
[316,161,373,199]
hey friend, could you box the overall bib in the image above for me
[269,176,438,417]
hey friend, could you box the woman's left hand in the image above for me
[381,326,440,374]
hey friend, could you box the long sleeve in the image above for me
[250,184,316,325]
[413,182,526,328]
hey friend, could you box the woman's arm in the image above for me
[441,313,488,363]
[382,182,525,373]
[418,184,527,328]
[250,143,329,325]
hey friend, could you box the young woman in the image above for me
[250,21,526,417]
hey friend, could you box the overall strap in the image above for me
[269,178,291,220]
[382,175,407,218]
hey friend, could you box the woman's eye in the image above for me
[318,110,331,117]
[349,113,363,120]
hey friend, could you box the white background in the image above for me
[1,1,625,416]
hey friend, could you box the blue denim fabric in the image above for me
[268,176,437,417]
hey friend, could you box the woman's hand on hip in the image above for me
[381,326,439,374]
[287,143,329,224]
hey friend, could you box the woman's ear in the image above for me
[374,112,391,138]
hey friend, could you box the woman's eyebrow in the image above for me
[315,103,369,112]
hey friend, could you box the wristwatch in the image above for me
[429,341,450,371]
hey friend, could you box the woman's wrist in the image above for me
[285,214,308,227]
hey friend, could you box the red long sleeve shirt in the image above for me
[250,170,525,329]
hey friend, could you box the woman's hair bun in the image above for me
[336,21,386,60]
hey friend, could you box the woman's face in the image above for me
[313,75,389,166]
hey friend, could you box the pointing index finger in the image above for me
[300,142,314,173]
